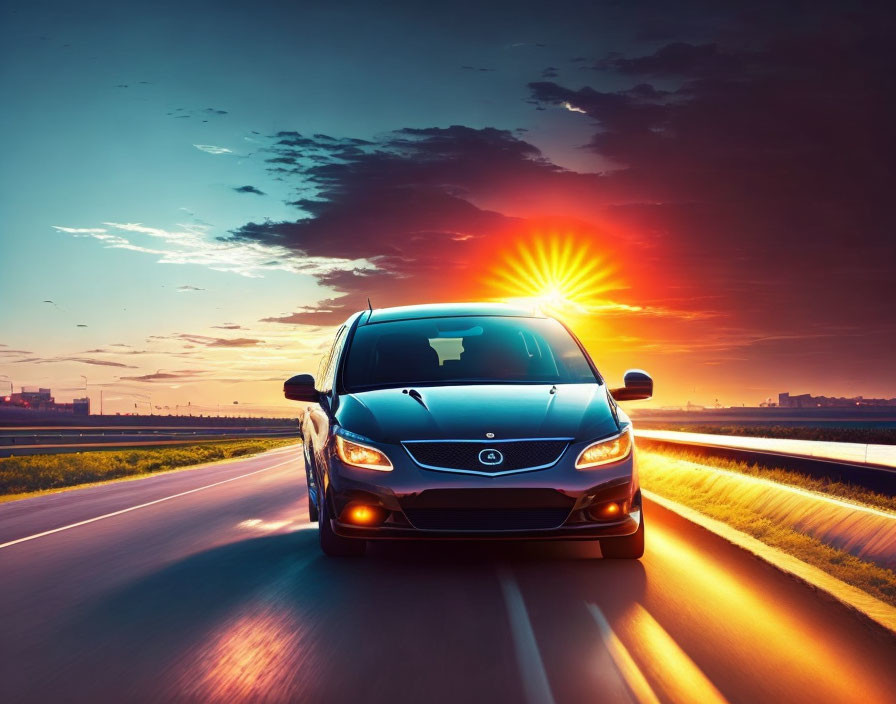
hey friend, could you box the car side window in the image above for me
[317,325,347,394]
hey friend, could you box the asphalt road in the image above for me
[2,445,895,703]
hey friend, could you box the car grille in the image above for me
[402,439,569,475]
[403,507,570,531]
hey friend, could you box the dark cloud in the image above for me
[68,358,136,367]
[227,124,700,324]
[167,106,228,120]
[594,42,743,76]
[146,332,262,347]
[12,356,137,368]
[234,185,266,195]
[119,369,206,382]
[175,333,261,347]
[82,347,151,355]
[226,126,591,322]
[205,337,261,348]
[176,285,205,292]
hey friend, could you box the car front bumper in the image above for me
[323,438,642,540]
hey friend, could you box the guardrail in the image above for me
[0,426,296,440]
[634,429,896,469]
[634,429,896,494]
[0,426,300,457]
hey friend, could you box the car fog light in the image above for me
[589,501,627,521]
[342,504,386,526]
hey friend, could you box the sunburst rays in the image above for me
[483,233,624,314]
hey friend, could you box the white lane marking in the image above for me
[498,567,556,704]
[0,457,300,550]
[587,603,660,704]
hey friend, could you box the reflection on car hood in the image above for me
[335,384,618,444]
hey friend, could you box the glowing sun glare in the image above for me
[485,234,621,313]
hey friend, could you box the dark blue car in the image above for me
[284,302,652,558]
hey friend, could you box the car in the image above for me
[284,302,652,558]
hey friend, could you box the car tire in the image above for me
[304,448,320,522]
[306,472,320,523]
[600,512,645,559]
[307,480,319,522]
[318,489,366,558]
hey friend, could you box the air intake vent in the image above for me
[403,507,570,531]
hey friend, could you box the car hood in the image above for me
[335,384,619,444]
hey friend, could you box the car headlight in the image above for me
[335,434,393,471]
[575,428,632,469]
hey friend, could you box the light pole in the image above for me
[79,375,89,415]
[132,393,152,416]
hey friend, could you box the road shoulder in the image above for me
[644,490,896,638]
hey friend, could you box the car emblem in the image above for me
[485,432,495,439]
[479,448,504,465]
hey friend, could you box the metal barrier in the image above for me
[634,429,896,494]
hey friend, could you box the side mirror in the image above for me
[284,374,318,402]
[611,369,653,402]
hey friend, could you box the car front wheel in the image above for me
[305,464,319,523]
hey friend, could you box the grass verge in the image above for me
[0,438,299,498]
[637,443,896,512]
[639,447,896,606]
[635,423,896,445]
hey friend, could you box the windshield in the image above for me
[342,315,598,391]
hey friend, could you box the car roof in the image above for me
[357,302,547,325]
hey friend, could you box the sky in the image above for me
[1,0,894,415]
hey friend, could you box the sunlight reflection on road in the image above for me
[644,526,891,704]
[170,552,319,702]
[620,603,728,704]
[588,603,661,704]
[237,517,316,533]
[182,607,305,702]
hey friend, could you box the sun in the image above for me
[483,233,622,313]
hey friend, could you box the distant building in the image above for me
[0,387,90,415]
[778,392,896,408]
